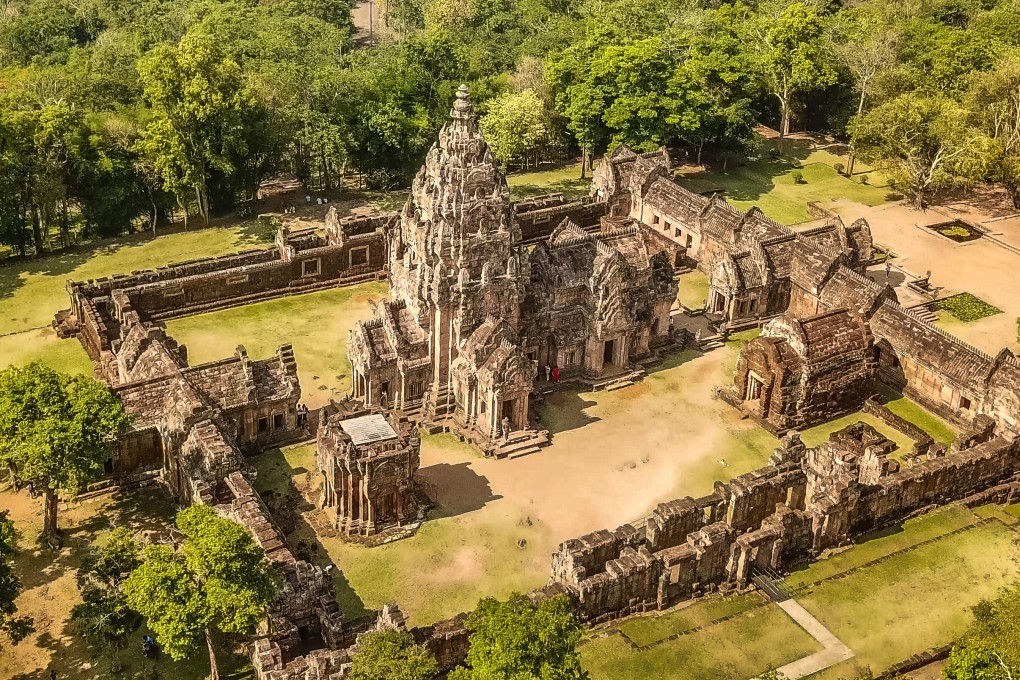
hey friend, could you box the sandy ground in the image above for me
[294,344,788,626]
[824,197,1020,355]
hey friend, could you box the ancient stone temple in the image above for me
[348,86,676,448]
[316,409,421,537]
[732,308,877,432]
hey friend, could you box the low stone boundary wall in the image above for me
[862,396,938,457]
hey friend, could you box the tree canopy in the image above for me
[123,505,276,679]
[449,593,588,680]
[0,362,129,540]
[3,0,1020,251]
[349,628,440,680]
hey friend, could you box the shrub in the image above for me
[768,147,782,158]
[790,158,803,168]
[860,174,869,185]
[791,171,805,184]
[833,162,845,175]
[936,293,1001,322]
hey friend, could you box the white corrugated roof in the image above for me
[340,413,398,445]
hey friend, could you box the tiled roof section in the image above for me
[701,197,745,240]
[735,208,792,248]
[818,266,894,314]
[871,300,994,384]
[797,309,870,363]
[644,178,710,224]
[733,253,764,289]
[789,239,841,292]
[186,358,254,410]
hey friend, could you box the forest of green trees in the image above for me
[1,0,1019,254]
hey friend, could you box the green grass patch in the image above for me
[616,593,762,647]
[0,327,92,373]
[936,293,1002,323]
[801,517,1019,678]
[799,412,916,459]
[677,270,711,310]
[168,281,388,408]
[506,164,591,200]
[677,146,895,225]
[0,221,277,335]
[876,384,958,446]
[785,504,979,590]
[580,602,820,680]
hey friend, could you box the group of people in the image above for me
[543,364,560,383]
[296,403,310,427]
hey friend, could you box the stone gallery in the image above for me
[49,85,1020,679]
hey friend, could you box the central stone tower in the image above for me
[389,85,528,389]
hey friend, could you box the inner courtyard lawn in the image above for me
[678,144,895,225]
[579,598,821,680]
[799,506,1019,679]
[506,164,591,200]
[167,282,389,408]
[676,269,711,310]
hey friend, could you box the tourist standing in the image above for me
[501,416,512,443]
[544,364,551,382]
[551,366,560,383]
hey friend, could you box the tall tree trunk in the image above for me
[178,195,189,232]
[42,487,59,542]
[31,205,44,256]
[580,148,587,179]
[206,628,220,680]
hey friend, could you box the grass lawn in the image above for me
[580,599,820,679]
[677,144,896,225]
[0,482,253,680]
[875,384,958,446]
[506,164,590,200]
[0,327,92,374]
[799,411,917,459]
[250,436,554,627]
[676,269,710,310]
[800,509,1018,679]
[0,220,277,336]
[167,282,388,408]
[614,592,762,647]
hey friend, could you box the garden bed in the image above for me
[934,293,1002,322]
[926,220,984,243]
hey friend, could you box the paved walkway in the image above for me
[775,599,854,679]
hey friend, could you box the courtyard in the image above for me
[0,159,1015,679]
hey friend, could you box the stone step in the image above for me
[699,340,725,351]
[606,380,634,391]
[507,445,542,459]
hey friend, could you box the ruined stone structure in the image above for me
[592,146,875,327]
[550,424,1020,624]
[733,308,877,432]
[348,87,676,450]
[316,409,422,537]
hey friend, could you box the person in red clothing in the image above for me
[551,365,560,383]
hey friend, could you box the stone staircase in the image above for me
[697,333,726,351]
[590,369,646,392]
[492,429,551,459]
[908,304,938,325]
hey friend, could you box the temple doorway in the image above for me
[603,339,615,366]
[711,291,727,314]
[745,374,763,401]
